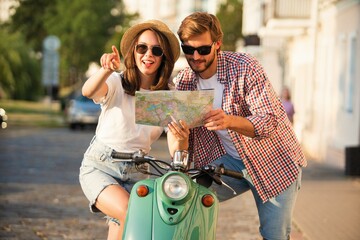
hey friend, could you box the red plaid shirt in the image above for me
[175,51,307,202]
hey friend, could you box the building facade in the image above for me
[243,0,360,169]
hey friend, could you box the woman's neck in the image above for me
[139,73,156,90]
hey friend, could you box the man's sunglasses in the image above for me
[181,42,215,55]
[135,44,164,57]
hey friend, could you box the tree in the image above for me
[8,0,55,53]
[9,0,137,89]
[216,0,243,51]
[0,28,41,100]
[44,0,137,87]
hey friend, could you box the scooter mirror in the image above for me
[173,150,190,170]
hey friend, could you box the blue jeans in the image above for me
[210,154,302,240]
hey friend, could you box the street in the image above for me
[0,127,263,240]
[0,127,107,239]
[1,127,359,240]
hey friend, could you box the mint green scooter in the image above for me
[111,150,243,240]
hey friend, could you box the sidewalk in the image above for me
[293,160,360,240]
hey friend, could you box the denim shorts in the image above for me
[79,136,149,213]
[210,154,302,240]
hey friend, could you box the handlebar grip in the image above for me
[111,152,134,159]
[222,168,244,179]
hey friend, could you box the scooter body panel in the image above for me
[123,172,219,240]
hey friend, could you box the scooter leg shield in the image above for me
[122,179,155,240]
[123,176,219,240]
[153,189,219,240]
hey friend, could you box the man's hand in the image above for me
[204,109,256,137]
[203,109,230,131]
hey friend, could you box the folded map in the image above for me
[135,90,214,128]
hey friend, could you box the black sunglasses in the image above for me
[181,42,215,55]
[135,44,164,57]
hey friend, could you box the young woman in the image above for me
[79,20,189,240]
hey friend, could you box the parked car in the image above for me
[65,94,101,130]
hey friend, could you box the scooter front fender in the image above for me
[123,174,219,240]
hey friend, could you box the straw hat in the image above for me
[120,20,180,62]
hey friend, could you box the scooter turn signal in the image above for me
[202,194,215,207]
[136,185,149,197]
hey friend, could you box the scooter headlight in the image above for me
[163,174,189,200]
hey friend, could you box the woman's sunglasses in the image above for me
[181,42,215,55]
[135,44,164,57]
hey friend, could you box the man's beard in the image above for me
[188,52,215,75]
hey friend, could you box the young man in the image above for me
[175,12,307,240]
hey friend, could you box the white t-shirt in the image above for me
[197,74,241,160]
[94,72,163,153]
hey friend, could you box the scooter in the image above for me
[111,149,244,240]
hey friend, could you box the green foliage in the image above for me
[45,0,137,86]
[8,0,137,90]
[0,28,42,100]
[216,0,243,51]
[8,0,55,52]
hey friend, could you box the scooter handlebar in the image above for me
[111,152,134,159]
[216,164,244,180]
[110,150,244,181]
[111,150,150,162]
[221,168,244,179]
